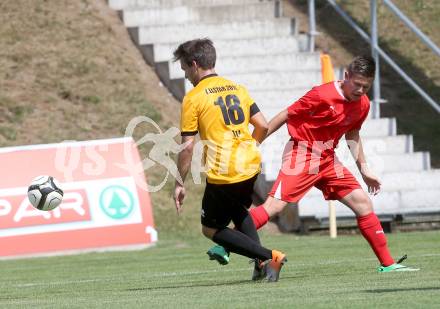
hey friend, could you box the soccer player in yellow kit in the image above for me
[173,38,286,282]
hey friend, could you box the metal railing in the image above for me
[307,0,440,118]
[383,0,440,57]
[307,0,318,52]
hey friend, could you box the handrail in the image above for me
[307,0,317,52]
[324,0,440,115]
[326,0,370,41]
[370,0,381,118]
[383,0,440,57]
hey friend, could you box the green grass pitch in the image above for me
[0,230,439,308]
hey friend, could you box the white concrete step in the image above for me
[341,135,413,155]
[261,151,429,181]
[362,117,397,137]
[298,192,399,218]
[164,52,320,80]
[109,0,263,10]
[149,36,302,63]
[260,161,440,218]
[130,18,295,45]
[263,134,412,155]
[258,168,440,219]
[338,151,429,174]
[253,117,396,147]
[401,189,440,214]
[299,187,440,219]
[226,70,320,91]
[173,70,321,101]
[339,136,408,158]
[252,89,312,109]
[252,91,393,112]
[259,110,397,139]
[263,115,397,140]
[302,170,440,197]
[122,2,277,27]
[382,170,440,191]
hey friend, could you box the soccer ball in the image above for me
[27,175,64,211]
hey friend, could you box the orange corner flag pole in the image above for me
[320,53,337,238]
[321,53,336,83]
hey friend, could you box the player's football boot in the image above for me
[264,250,287,282]
[377,254,420,272]
[207,245,230,265]
[250,259,265,281]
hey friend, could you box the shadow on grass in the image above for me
[365,286,440,293]
[125,275,302,291]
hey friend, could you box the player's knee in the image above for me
[201,225,217,239]
[356,192,374,215]
[263,197,287,217]
[361,193,373,207]
[271,200,288,216]
[273,203,285,215]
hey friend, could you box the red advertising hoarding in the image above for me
[0,137,157,258]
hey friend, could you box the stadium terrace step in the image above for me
[345,134,413,155]
[129,18,296,45]
[121,2,278,27]
[298,187,440,219]
[298,192,399,218]
[254,116,396,142]
[251,89,390,114]
[262,135,413,155]
[401,189,440,214]
[259,111,396,138]
[338,151,430,173]
[226,70,321,91]
[340,135,413,154]
[300,170,440,196]
[361,117,397,137]
[261,151,429,181]
[169,70,321,101]
[162,52,321,80]
[382,170,440,191]
[109,0,264,10]
[251,89,313,109]
[255,172,440,219]
[258,152,437,221]
[143,36,302,64]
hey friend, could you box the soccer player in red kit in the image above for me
[209,56,418,272]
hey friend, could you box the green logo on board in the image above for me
[99,185,134,219]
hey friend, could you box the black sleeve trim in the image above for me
[250,103,260,117]
[181,131,198,136]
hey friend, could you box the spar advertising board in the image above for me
[0,137,157,258]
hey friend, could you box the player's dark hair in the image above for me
[348,55,376,78]
[173,38,216,69]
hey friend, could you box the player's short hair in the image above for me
[173,38,216,69]
[348,55,376,78]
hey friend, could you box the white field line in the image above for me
[9,252,439,288]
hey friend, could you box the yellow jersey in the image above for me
[180,74,261,184]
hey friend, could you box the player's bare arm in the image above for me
[265,109,288,141]
[345,129,381,195]
[249,111,268,144]
[174,135,196,213]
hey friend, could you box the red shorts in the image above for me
[269,143,361,202]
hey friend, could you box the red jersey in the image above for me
[287,81,370,151]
